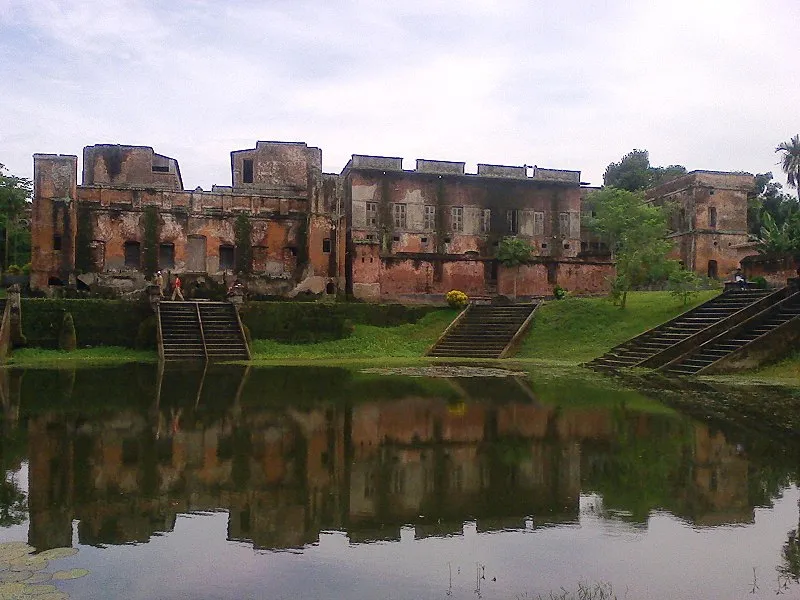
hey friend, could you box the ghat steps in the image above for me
[427,304,537,358]
[586,290,775,371]
[158,301,250,361]
[662,291,800,375]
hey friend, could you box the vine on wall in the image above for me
[234,214,253,274]
[142,205,159,277]
[75,205,93,273]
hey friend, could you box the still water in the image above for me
[0,364,799,600]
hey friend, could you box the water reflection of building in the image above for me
[14,366,760,552]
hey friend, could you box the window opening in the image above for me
[322,238,331,253]
[366,202,378,227]
[507,210,519,234]
[159,243,175,269]
[451,206,463,232]
[423,205,436,230]
[53,234,62,251]
[393,203,407,229]
[242,159,254,184]
[124,241,141,268]
[533,211,544,236]
[219,244,235,270]
[480,209,491,234]
[708,206,717,229]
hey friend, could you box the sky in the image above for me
[1,0,799,191]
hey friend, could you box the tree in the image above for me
[776,134,800,202]
[496,236,533,300]
[587,187,673,308]
[748,172,798,236]
[0,164,32,271]
[603,149,686,191]
[668,267,702,306]
[757,211,800,254]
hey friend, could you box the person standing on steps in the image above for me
[154,271,164,298]
[171,274,185,301]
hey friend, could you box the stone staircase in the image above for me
[586,289,775,371]
[427,304,537,358]
[662,291,800,375]
[158,301,249,361]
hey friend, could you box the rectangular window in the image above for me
[322,238,331,253]
[533,211,544,236]
[507,209,519,234]
[423,205,436,230]
[219,245,235,270]
[708,206,717,229]
[559,212,570,236]
[159,243,175,269]
[480,209,491,234]
[366,201,377,227]
[124,241,141,268]
[53,234,62,251]
[451,206,463,232]
[242,159,254,184]
[393,203,407,229]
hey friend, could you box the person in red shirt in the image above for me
[171,275,185,300]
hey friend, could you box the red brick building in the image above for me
[31,141,615,300]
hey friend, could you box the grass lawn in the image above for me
[6,347,157,367]
[516,290,720,364]
[250,308,460,360]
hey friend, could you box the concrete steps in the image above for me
[662,293,800,375]
[586,289,774,371]
[428,304,536,358]
[158,301,250,361]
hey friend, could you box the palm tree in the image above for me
[776,134,800,202]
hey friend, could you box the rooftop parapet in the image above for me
[477,164,526,178]
[350,155,403,171]
[416,159,465,175]
[532,167,581,184]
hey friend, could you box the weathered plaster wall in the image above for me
[83,145,182,190]
[742,253,800,287]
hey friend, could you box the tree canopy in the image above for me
[603,149,686,191]
[776,134,800,202]
[497,236,533,299]
[748,172,799,236]
[0,164,32,270]
[587,187,674,308]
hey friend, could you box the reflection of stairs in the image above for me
[158,301,249,361]
[587,290,774,371]
[662,291,800,375]
[427,304,537,358]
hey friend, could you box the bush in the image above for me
[135,315,158,350]
[445,290,469,309]
[553,285,568,300]
[750,275,769,289]
[22,299,151,349]
[239,302,438,344]
[58,312,77,351]
[6,264,21,276]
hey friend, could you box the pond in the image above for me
[0,364,799,599]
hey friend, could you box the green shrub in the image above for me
[58,312,77,351]
[22,299,151,349]
[6,264,21,276]
[553,285,568,300]
[239,302,438,344]
[750,275,769,289]
[135,315,158,350]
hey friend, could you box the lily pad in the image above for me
[36,548,78,561]
[24,572,53,584]
[51,568,89,580]
[0,543,35,561]
[0,582,28,599]
[0,570,32,583]
[9,557,48,572]
[21,583,58,595]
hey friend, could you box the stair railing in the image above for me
[195,303,209,360]
[156,304,165,362]
[498,304,539,359]
[230,303,252,360]
[425,303,473,356]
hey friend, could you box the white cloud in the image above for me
[1,0,799,190]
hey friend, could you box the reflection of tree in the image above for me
[0,473,27,526]
[779,498,800,582]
